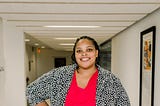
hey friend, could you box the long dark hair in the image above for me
[71,36,100,65]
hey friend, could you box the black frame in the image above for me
[139,26,156,106]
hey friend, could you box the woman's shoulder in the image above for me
[97,65,113,76]
[97,65,120,82]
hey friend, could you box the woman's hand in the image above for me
[35,101,49,106]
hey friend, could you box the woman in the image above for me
[26,36,130,106]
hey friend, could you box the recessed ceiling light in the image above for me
[41,46,45,48]
[25,39,30,42]
[44,26,100,28]
[34,43,39,46]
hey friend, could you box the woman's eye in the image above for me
[76,50,82,53]
[87,48,93,52]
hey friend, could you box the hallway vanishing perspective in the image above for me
[0,1,160,106]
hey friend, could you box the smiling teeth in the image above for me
[81,57,90,61]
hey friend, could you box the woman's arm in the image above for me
[114,78,130,106]
[35,101,49,106]
[26,70,57,106]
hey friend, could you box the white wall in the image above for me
[0,18,5,106]
[112,8,160,106]
[2,20,26,106]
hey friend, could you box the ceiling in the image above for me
[0,0,160,51]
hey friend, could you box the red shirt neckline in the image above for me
[75,70,98,90]
[65,69,98,106]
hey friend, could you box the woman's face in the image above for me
[75,39,98,69]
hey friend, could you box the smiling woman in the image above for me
[26,36,130,106]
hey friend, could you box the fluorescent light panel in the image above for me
[44,25,100,28]
[34,43,39,46]
[55,38,77,40]
[63,46,73,48]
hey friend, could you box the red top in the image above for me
[65,69,98,106]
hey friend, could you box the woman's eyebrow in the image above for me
[87,46,94,48]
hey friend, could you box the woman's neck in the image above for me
[77,66,97,76]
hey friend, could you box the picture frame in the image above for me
[139,26,156,106]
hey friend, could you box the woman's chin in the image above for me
[79,63,95,69]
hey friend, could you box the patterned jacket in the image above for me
[26,64,130,106]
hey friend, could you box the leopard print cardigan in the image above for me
[26,64,130,106]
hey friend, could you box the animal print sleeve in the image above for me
[114,78,131,106]
[26,71,57,106]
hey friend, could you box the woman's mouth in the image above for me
[80,57,90,62]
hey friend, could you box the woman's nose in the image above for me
[81,51,87,56]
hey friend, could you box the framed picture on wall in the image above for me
[139,26,156,106]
